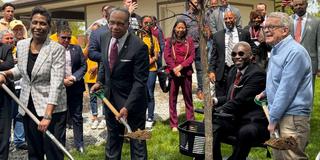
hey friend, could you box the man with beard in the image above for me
[291,0,320,87]
[212,41,269,160]
[208,11,253,97]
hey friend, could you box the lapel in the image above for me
[102,32,112,74]
[68,45,75,68]
[300,16,310,42]
[20,39,31,82]
[30,38,51,82]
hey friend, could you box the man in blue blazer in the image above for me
[91,8,149,159]
[58,26,87,153]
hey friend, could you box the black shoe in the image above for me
[77,146,84,154]
[16,143,28,150]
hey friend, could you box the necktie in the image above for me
[230,71,242,99]
[295,17,302,42]
[109,39,118,71]
[226,31,234,67]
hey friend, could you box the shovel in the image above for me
[254,98,298,152]
[92,89,151,140]
[1,84,74,160]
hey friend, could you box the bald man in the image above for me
[208,11,253,97]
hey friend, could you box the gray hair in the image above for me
[233,41,252,55]
[267,12,292,28]
[0,29,14,40]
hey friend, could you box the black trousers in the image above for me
[212,118,269,160]
[0,92,12,160]
[23,98,66,160]
[67,91,84,148]
[105,107,147,160]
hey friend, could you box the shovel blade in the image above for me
[124,129,152,140]
[265,136,298,152]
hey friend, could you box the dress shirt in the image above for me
[108,31,129,63]
[293,13,307,39]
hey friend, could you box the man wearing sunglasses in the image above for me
[57,25,87,153]
[212,41,269,160]
[208,11,254,97]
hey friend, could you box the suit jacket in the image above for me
[217,63,267,123]
[209,28,253,81]
[0,43,14,105]
[209,5,242,34]
[97,31,149,117]
[88,25,109,62]
[65,44,87,94]
[291,14,320,74]
[11,38,67,116]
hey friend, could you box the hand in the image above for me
[208,72,216,82]
[38,118,51,132]
[255,92,266,101]
[90,82,101,93]
[174,71,181,77]
[89,66,98,75]
[173,64,183,74]
[268,123,277,134]
[64,77,74,86]
[117,107,128,121]
[128,2,138,14]
[0,74,6,85]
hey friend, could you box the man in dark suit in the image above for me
[91,8,149,159]
[58,26,87,153]
[291,0,320,87]
[208,11,253,97]
[0,42,14,160]
[212,41,269,160]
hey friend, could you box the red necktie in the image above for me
[295,17,302,43]
[109,39,118,71]
[230,71,242,99]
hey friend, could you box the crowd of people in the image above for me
[0,0,318,159]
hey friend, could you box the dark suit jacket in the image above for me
[65,44,87,94]
[216,63,267,123]
[0,43,14,105]
[209,28,254,81]
[97,31,149,117]
[88,25,109,62]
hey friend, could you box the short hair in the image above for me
[267,12,291,28]
[110,7,130,23]
[250,10,264,22]
[1,3,15,11]
[101,4,109,12]
[57,25,72,35]
[30,6,52,27]
[233,41,252,55]
[256,3,267,10]
[0,29,14,40]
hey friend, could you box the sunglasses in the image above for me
[61,36,71,40]
[231,51,245,57]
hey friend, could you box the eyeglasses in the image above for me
[143,22,153,26]
[61,36,71,40]
[261,25,284,31]
[231,51,245,57]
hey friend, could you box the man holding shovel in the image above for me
[256,12,313,159]
[90,8,149,159]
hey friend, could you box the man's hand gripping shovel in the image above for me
[92,89,151,140]
[254,98,299,153]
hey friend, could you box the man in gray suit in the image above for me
[291,0,320,86]
[208,0,242,34]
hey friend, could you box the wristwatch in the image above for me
[43,114,52,120]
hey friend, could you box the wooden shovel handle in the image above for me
[101,97,120,117]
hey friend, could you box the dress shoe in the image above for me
[77,146,84,153]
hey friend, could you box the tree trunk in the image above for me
[197,0,214,159]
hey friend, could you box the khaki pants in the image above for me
[272,115,310,160]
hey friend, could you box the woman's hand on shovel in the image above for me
[268,123,277,135]
[117,107,128,121]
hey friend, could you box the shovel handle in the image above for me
[1,84,74,160]
[262,102,280,138]
[100,97,133,133]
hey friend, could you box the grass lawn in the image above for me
[70,79,320,160]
